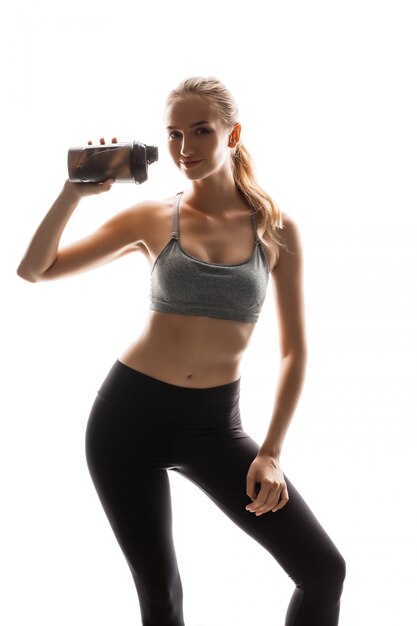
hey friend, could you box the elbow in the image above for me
[282,344,308,366]
[281,351,307,384]
[16,265,41,283]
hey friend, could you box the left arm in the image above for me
[246,215,307,515]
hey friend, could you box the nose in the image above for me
[180,134,197,157]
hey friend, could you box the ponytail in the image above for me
[231,143,284,248]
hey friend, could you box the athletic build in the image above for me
[17,76,345,625]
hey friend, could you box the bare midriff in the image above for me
[118,310,257,388]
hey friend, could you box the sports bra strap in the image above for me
[171,191,181,239]
[172,190,260,242]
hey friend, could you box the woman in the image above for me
[17,76,346,625]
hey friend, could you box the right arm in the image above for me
[16,178,150,283]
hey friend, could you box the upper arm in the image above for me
[270,214,307,358]
[39,201,152,281]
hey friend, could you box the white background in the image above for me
[2,1,416,624]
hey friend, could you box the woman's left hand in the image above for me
[245,455,289,515]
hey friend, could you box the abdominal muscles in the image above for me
[118,311,256,388]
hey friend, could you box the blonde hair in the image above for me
[166,76,285,249]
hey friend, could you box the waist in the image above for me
[118,311,255,388]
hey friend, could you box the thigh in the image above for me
[85,394,179,586]
[176,428,342,585]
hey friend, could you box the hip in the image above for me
[95,359,242,429]
[85,359,246,469]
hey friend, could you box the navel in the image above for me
[186,373,193,379]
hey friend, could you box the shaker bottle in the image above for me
[68,140,158,184]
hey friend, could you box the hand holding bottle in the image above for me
[64,137,118,200]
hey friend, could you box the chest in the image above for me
[179,217,257,265]
[144,201,277,272]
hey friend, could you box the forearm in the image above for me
[16,181,81,282]
[258,352,307,460]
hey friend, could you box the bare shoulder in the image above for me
[128,195,176,249]
[278,212,303,255]
[270,211,303,273]
[128,197,167,232]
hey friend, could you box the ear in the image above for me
[228,122,242,146]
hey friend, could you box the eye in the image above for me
[168,127,210,139]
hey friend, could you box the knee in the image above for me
[294,544,346,601]
[329,549,346,595]
[312,546,346,600]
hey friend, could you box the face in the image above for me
[164,94,240,180]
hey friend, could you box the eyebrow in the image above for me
[166,120,211,130]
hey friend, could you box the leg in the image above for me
[85,394,185,626]
[176,429,346,626]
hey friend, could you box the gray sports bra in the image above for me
[149,191,270,323]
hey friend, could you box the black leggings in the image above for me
[85,359,346,625]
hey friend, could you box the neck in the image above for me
[185,164,244,215]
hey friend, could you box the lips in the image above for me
[181,160,202,169]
